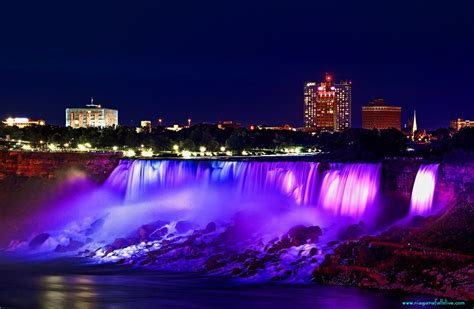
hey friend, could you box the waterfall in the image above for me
[318,163,381,218]
[409,164,439,216]
[104,160,383,219]
[105,160,321,206]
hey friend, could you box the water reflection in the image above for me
[40,275,96,309]
[0,258,431,308]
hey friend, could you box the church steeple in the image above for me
[412,110,417,136]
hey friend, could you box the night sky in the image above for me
[0,1,473,129]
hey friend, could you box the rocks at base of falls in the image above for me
[28,233,50,249]
[55,239,84,252]
[311,202,474,302]
[94,221,324,282]
[175,221,197,234]
[338,221,367,240]
[86,203,474,301]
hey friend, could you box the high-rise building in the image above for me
[362,98,401,130]
[66,102,118,129]
[335,80,352,131]
[304,74,351,132]
[316,74,337,131]
[303,82,317,129]
[450,118,474,131]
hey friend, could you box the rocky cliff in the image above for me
[0,151,121,182]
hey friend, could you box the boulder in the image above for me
[287,225,322,246]
[55,239,85,252]
[204,222,216,233]
[149,227,168,240]
[29,233,50,249]
[338,221,367,240]
[175,221,196,234]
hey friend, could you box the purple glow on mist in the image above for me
[409,164,439,216]
[318,164,381,218]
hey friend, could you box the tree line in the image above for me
[0,123,473,160]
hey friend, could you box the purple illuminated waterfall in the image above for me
[318,164,381,218]
[409,164,439,215]
[105,160,321,206]
[104,160,382,219]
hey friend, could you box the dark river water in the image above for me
[0,256,431,308]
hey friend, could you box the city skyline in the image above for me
[0,2,473,129]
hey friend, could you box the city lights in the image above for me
[124,149,136,157]
[141,149,154,157]
[47,144,58,151]
[181,150,192,158]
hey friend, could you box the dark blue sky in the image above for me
[0,1,473,129]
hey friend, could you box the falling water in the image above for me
[105,160,321,206]
[103,160,383,219]
[409,164,439,215]
[318,164,381,218]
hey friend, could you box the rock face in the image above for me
[0,151,120,181]
[312,202,474,301]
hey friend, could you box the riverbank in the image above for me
[312,202,474,301]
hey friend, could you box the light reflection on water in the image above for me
[40,275,96,309]
[0,258,431,308]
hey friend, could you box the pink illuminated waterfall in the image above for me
[318,164,381,218]
[409,164,439,215]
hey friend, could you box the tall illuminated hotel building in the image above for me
[66,101,118,129]
[304,73,352,132]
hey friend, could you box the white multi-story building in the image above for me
[66,103,118,129]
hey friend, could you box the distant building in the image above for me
[2,117,45,128]
[137,120,152,133]
[252,124,295,131]
[218,120,241,129]
[335,80,352,131]
[304,74,352,132]
[166,124,183,132]
[362,98,401,130]
[450,118,474,131]
[303,82,318,129]
[316,74,337,131]
[66,102,118,129]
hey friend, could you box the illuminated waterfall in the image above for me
[409,164,439,215]
[104,160,383,219]
[105,160,321,206]
[318,164,381,218]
